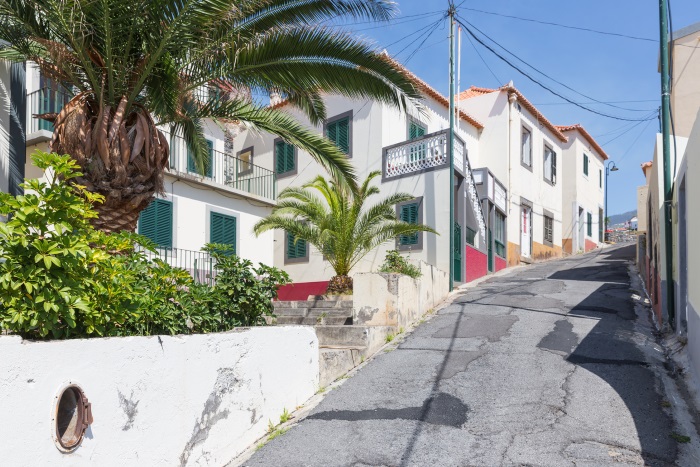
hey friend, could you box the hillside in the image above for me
[609,210,637,226]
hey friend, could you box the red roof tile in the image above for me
[555,124,610,160]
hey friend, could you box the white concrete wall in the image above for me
[232,93,481,283]
[0,327,319,466]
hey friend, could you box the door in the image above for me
[678,178,688,333]
[454,222,462,282]
[488,228,494,272]
[521,206,531,257]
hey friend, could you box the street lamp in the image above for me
[605,161,619,241]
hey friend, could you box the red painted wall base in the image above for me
[495,256,507,272]
[465,245,488,283]
[585,239,598,252]
[277,281,330,301]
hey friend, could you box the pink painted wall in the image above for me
[585,239,598,252]
[465,245,488,283]
[277,281,330,301]
[495,256,507,272]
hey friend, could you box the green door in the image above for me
[488,228,494,272]
[454,222,462,282]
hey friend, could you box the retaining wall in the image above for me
[0,327,318,466]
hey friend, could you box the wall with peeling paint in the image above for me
[0,326,318,466]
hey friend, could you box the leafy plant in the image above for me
[254,171,436,294]
[204,244,290,327]
[0,0,421,231]
[279,408,291,424]
[378,250,422,279]
[385,333,395,343]
[670,432,691,443]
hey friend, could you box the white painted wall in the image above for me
[232,92,481,283]
[0,327,319,466]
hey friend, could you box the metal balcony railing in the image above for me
[139,247,218,285]
[26,87,73,134]
[167,133,276,201]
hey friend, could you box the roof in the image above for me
[641,161,653,176]
[555,124,609,160]
[458,85,568,142]
[269,55,484,130]
[673,21,700,40]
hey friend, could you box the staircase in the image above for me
[272,297,353,325]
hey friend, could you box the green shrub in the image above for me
[378,250,421,279]
[204,244,290,327]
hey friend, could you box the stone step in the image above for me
[273,308,353,318]
[275,316,351,326]
[315,325,396,355]
[274,299,353,309]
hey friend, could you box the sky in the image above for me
[332,0,698,216]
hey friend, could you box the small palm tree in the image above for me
[253,171,437,294]
[0,0,420,232]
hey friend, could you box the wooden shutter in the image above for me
[587,212,592,237]
[584,154,589,175]
[286,232,307,259]
[205,140,213,178]
[399,203,419,245]
[138,199,173,248]
[327,117,350,154]
[275,141,286,174]
[285,143,295,172]
[409,122,426,140]
[552,151,557,184]
[210,212,236,253]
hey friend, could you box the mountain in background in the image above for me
[609,210,637,226]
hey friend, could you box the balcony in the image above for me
[26,87,72,146]
[139,247,218,285]
[167,133,276,202]
[382,130,465,182]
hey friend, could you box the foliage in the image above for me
[326,275,353,295]
[0,152,289,339]
[378,250,421,279]
[253,171,437,292]
[0,0,423,205]
[204,244,290,327]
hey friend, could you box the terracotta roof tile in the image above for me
[555,124,609,160]
[641,161,653,176]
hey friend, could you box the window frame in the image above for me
[543,210,554,247]
[236,146,254,176]
[187,139,214,178]
[323,110,353,158]
[520,125,533,170]
[587,211,593,237]
[583,153,589,177]
[543,144,557,185]
[494,209,506,258]
[395,196,423,251]
[273,137,297,179]
[284,230,309,264]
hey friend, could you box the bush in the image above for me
[0,152,289,339]
[378,250,421,279]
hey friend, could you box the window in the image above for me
[466,226,477,246]
[543,215,554,245]
[587,212,593,237]
[325,114,351,155]
[275,139,296,176]
[543,145,556,184]
[237,146,254,175]
[285,231,308,263]
[583,153,589,176]
[210,212,237,253]
[187,140,213,178]
[409,120,427,162]
[599,169,603,188]
[138,199,173,248]
[494,211,506,257]
[599,209,604,243]
[396,198,423,250]
[521,127,532,167]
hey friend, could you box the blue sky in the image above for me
[338,0,698,216]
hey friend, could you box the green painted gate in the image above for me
[488,228,494,272]
[454,222,462,282]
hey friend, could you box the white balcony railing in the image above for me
[382,130,465,181]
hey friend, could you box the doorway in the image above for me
[678,177,688,334]
[521,205,532,258]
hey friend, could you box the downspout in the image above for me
[508,91,517,243]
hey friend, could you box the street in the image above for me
[245,245,697,467]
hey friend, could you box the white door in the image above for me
[521,206,531,257]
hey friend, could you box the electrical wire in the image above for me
[381,17,444,50]
[455,16,658,122]
[392,17,444,58]
[599,112,658,146]
[458,15,656,113]
[404,18,444,64]
[347,12,444,32]
[616,118,655,164]
[465,30,502,86]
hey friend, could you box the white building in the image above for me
[22,64,276,274]
[556,124,608,254]
[232,61,498,298]
[458,84,567,266]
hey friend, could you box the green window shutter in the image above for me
[587,212,592,237]
[583,154,589,176]
[205,140,213,178]
[275,141,296,174]
[285,143,295,172]
[409,122,426,140]
[138,199,173,248]
[286,232,307,259]
[187,145,196,173]
[210,212,236,253]
[187,140,214,177]
[599,169,602,188]
[399,203,419,245]
[327,117,350,154]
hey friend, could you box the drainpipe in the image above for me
[507,91,517,252]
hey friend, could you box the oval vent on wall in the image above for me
[53,384,93,452]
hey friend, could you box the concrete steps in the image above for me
[272,298,354,326]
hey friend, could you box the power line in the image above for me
[404,19,445,64]
[455,16,658,122]
[616,118,655,164]
[534,99,659,106]
[347,12,444,32]
[382,17,444,50]
[458,15,655,113]
[600,113,658,146]
[464,29,502,86]
[392,17,444,58]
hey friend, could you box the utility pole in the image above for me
[448,3,456,292]
[659,0,675,326]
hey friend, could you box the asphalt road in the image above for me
[245,245,693,466]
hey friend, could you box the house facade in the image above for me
[458,84,567,266]
[232,64,497,297]
[556,124,607,254]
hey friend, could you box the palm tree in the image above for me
[0,0,420,232]
[253,171,437,294]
